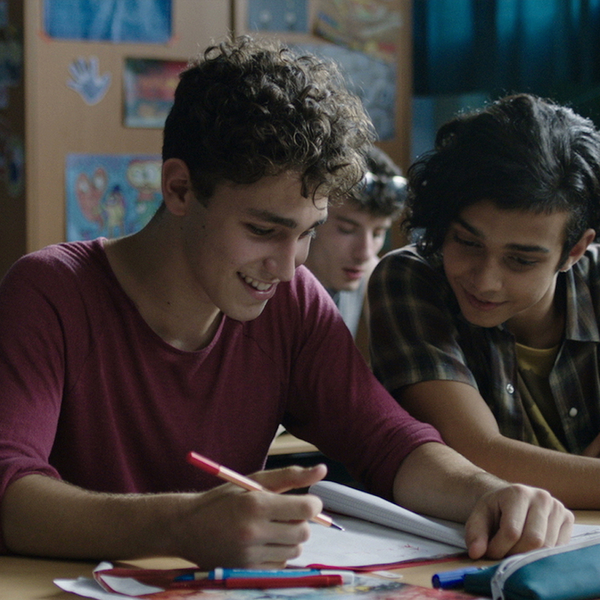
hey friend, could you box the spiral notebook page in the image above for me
[289,514,466,569]
[310,481,466,548]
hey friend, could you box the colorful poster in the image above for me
[314,0,402,62]
[66,154,162,242]
[123,58,187,128]
[44,0,172,43]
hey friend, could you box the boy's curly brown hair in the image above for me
[163,35,375,204]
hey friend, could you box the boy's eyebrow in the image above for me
[454,216,551,254]
[246,208,327,230]
[455,216,482,238]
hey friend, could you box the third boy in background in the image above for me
[305,146,405,356]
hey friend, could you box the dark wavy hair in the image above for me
[162,35,375,204]
[403,94,600,260]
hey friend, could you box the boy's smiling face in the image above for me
[442,200,572,338]
[179,170,327,323]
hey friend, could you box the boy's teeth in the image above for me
[242,274,271,291]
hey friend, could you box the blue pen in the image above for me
[432,566,482,589]
[175,568,323,582]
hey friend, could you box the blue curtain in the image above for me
[414,0,600,99]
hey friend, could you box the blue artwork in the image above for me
[67,57,112,105]
[44,0,172,43]
[248,0,309,33]
[66,154,162,242]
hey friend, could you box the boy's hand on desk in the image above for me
[465,483,574,560]
[174,464,327,569]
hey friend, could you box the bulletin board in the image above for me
[21,0,232,259]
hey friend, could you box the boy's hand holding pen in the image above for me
[186,451,344,531]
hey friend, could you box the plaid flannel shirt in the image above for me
[369,244,600,454]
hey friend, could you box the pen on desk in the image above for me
[175,568,353,582]
[432,566,482,589]
[173,572,353,588]
[186,451,344,530]
[176,568,322,581]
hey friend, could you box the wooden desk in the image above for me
[2,512,598,600]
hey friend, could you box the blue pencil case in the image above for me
[463,532,600,600]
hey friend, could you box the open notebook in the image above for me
[289,481,467,570]
[289,481,600,571]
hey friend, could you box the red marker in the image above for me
[186,451,344,530]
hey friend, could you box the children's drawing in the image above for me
[66,154,162,241]
[315,0,402,62]
[123,58,187,128]
[67,57,111,105]
[247,0,309,32]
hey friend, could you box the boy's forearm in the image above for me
[462,434,600,509]
[401,380,600,509]
[1,474,183,559]
[1,466,329,568]
[392,441,503,522]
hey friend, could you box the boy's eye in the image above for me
[247,224,274,236]
[453,233,480,247]
[509,255,538,267]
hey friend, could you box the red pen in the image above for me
[186,451,344,530]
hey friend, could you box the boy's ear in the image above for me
[562,228,596,271]
[162,158,193,216]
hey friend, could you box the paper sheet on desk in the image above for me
[55,576,125,599]
[288,515,465,570]
[287,481,467,570]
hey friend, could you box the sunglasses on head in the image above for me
[362,172,407,201]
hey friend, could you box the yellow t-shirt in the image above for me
[515,342,567,451]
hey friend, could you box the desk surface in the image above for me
[3,511,599,600]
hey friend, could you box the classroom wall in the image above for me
[0,0,413,279]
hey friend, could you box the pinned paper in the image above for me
[66,154,162,241]
[67,56,111,105]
